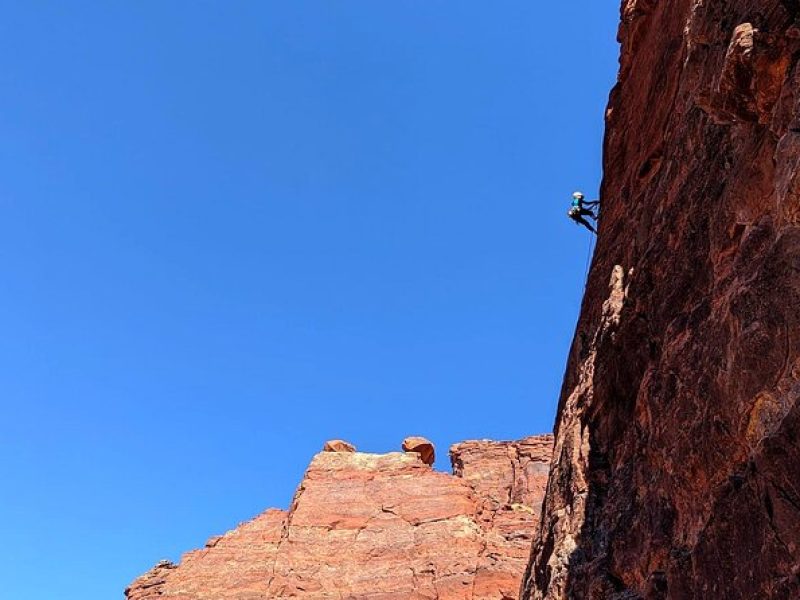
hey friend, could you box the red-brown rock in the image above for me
[521,2,800,599]
[322,439,356,453]
[402,435,436,466]
[128,435,552,600]
[451,437,554,598]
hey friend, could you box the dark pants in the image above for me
[570,213,597,233]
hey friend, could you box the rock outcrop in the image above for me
[402,436,436,466]
[322,439,357,453]
[521,2,800,599]
[127,435,553,600]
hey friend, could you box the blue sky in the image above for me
[0,3,619,598]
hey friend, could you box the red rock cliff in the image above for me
[521,1,800,599]
[127,436,552,600]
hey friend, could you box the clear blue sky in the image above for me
[0,3,619,598]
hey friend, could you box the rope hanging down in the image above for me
[583,233,595,283]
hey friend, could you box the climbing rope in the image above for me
[583,233,595,283]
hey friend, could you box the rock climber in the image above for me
[567,191,599,234]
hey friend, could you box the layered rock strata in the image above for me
[127,435,553,600]
[522,1,800,599]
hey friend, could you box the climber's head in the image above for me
[572,191,585,200]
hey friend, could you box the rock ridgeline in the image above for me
[127,1,800,597]
[521,1,800,599]
[127,435,553,600]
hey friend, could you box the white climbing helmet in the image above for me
[572,191,585,200]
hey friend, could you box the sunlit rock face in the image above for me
[521,2,800,599]
[403,436,436,466]
[126,435,553,600]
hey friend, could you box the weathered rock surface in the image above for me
[402,436,436,466]
[127,435,552,600]
[521,2,800,599]
[322,439,356,453]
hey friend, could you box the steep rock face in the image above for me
[522,2,800,599]
[127,435,552,600]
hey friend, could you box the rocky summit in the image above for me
[127,436,553,600]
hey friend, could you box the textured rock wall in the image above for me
[127,436,553,600]
[522,1,800,599]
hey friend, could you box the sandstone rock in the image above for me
[402,435,436,465]
[451,436,552,519]
[127,435,553,600]
[521,2,800,598]
[453,437,553,597]
[322,439,356,453]
[696,21,794,126]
